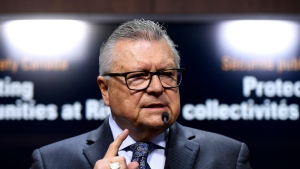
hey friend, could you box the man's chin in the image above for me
[142,121,166,129]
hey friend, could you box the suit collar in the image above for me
[82,119,200,169]
[83,118,114,167]
[165,122,200,169]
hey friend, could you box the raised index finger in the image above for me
[104,129,129,158]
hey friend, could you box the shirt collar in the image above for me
[108,114,167,151]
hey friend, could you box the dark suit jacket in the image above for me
[30,118,251,169]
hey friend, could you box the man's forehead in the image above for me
[111,39,175,65]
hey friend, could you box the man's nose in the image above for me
[146,75,164,93]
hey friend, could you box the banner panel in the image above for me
[0,15,299,168]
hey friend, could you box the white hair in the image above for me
[99,19,180,75]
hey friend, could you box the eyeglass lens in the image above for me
[126,69,182,90]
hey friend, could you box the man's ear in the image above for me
[97,76,110,106]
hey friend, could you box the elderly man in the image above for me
[31,19,251,169]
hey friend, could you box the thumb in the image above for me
[127,161,139,169]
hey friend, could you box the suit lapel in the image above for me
[83,118,114,167]
[82,119,200,168]
[165,122,200,169]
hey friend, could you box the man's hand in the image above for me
[93,129,139,169]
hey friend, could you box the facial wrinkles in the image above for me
[138,46,174,122]
[137,42,175,71]
[108,41,142,125]
[110,39,179,128]
[115,39,175,72]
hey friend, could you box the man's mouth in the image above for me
[146,104,165,108]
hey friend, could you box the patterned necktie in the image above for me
[129,142,156,169]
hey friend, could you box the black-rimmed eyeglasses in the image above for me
[104,68,185,90]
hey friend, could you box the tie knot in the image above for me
[129,142,156,157]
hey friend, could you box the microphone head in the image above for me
[162,112,169,122]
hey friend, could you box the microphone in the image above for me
[162,112,169,140]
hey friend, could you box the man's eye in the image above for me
[128,72,148,79]
[160,71,174,77]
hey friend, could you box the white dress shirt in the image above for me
[109,114,166,169]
